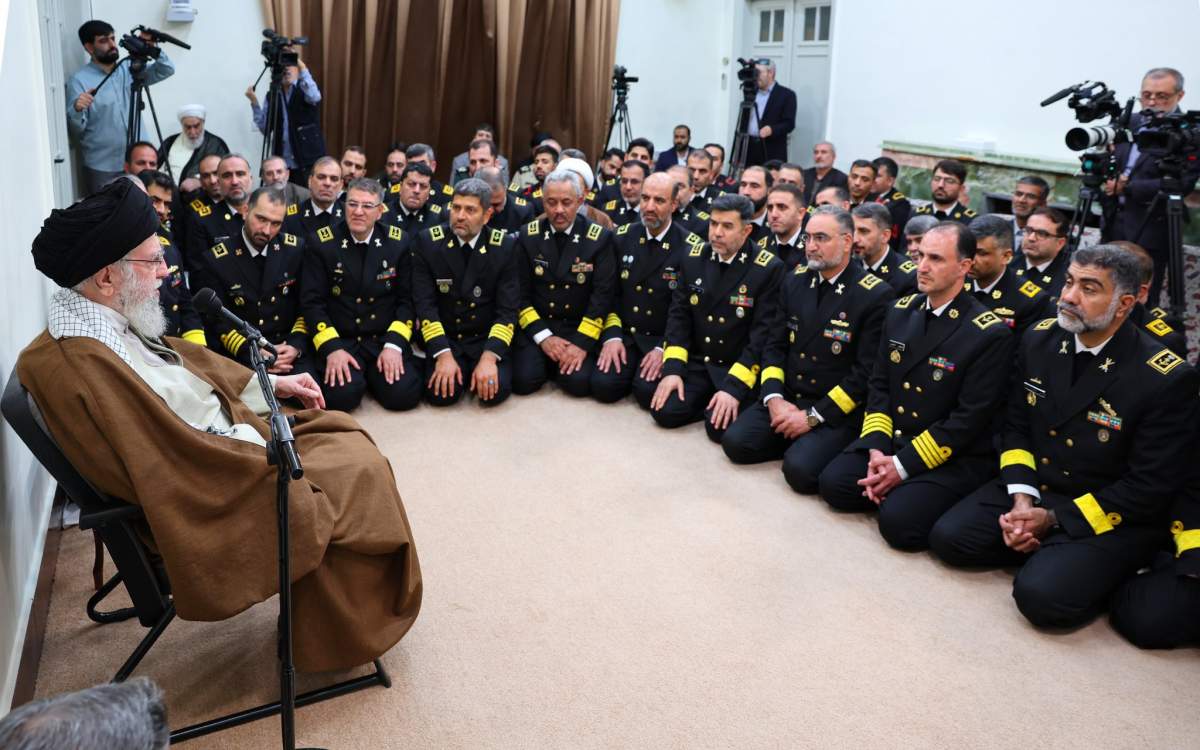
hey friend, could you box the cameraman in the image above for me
[246,48,325,185]
[746,59,796,167]
[66,20,175,194]
[1100,67,1200,305]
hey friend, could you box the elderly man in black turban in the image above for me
[18,179,422,672]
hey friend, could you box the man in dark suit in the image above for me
[654,124,695,172]
[747,59,797,166]
[1100,67,1200,307]
[801,142,848,206]
[245,56,325,183]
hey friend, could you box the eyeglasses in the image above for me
[121,253,167,266]
[1024,227,1063,240]
[345,201,379,211]
[1140,91,1179,103]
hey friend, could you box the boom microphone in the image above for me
[192,288,277,355]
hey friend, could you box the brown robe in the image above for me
[17,332,422,672]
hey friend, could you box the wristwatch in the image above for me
[805,409,820,429]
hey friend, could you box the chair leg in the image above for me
[112,604,176,682]
[87,572,138,624]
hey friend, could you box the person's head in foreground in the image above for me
[0,677,169,750]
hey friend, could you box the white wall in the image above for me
[613,0,739,160]
[0,0,62,713]
[81,0,269,180]
[825,0,1200,171]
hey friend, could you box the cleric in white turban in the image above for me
[158,102,230,185]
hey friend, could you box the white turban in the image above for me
[177,104,206,121]
[557,157,594,190]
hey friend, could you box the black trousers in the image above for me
[649,362,754,443]
[721,401,858,494]
[1110,553,1200,649]
[424,349,513,407]
[511,335,596,397]
[818,450,991,551]
[589,336,661,407]
[320,344,424,413]
[929,481,1165,629]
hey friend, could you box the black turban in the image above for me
[31,178,160,288]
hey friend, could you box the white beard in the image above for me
[118,266,168,339]
[183,133,204,149]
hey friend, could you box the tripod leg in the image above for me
[143,87,172,181]
[1166,196,1186,319]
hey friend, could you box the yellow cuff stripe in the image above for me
[577,316,603,340]
[828,385,858,415]
[518,306,541,328]
[663,345,688,363]
[313,326,340,350]
[290,316,308,335]
[1073,493,1114,535]
[728,362,758,389]
[1000,449,1036,471]
[388,320,413,341]
[181,329,207,345]
[220,330,247,356]
[488,323,514,344]
[912,430,952,470]
[860,412,893,438]
[1176,529,1200,557]
[761,366,784,384]
[605,312,622,329]
[421,320,446,341]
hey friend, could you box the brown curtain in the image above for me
[261,0,621,180]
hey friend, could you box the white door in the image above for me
[38,0,75,205]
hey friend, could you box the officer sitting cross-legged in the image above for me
[817,222,1014,550]
[649,193,785,443]
[301,177,422,412]
[721,206,894,493]
[929,243,1200,629]
[412,178,520,406]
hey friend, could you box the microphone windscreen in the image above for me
[192,287,221,314]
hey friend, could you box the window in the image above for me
[758,8,786,43]
[803,4,831,42]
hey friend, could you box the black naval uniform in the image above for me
[428,178,456,208]
[689,185,723,213]
[590,220,704,405]
[766,229,807,269]
[722,261,894,492]
[282,198,344,246]
[157,227,206,346]
[929,317,1199,628]
[198,227,316,380]
[968,268,1055,336]
[412,225,520,406]
[1129,302,1187,358]
[300,220,422,412]
[391,201,446,235]
[514,184,544,215]
[875,188,912,251]
[1012,251,1069,300]
[673,207,710,239]
[818,290,1014,550]
[602,198,641,228]
[862,248,918,296]
[1110,473,1200,649]
[913,201,976,225]
[184,200,243,277]
[654,239,785,442]
[488,194,536,234]
[512,214,617,396]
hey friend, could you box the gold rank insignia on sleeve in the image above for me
[390,182,402,193]
[973,311,1002,329]
[286,203,298,216]
[211,241,228,258]
[489,228,504,245]
[616,223,630,235]
[283,233,297,246]
[526,220,539,236]
[754,250,774,267]
[389,225,404,240]
[605,199,618,210]
[430,203,442,214]
[900,260,917,273]
[1147,318,1174,336]
[317,226,334,243]
[430,225,444,241]
[1033,318,1056,331]
[895,294,916,309]
[158,235,170,246]
[1148,348,1184,374]
[859,273,883,290]
[586,223,602,241]
[1019,280,1042,297]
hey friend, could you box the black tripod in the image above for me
[1064,150,1115,254]
[255,62,289,167]
[605,79,633,152]
[728,93,757,182]
[92,55,173,181]
[1133,156,1190,320]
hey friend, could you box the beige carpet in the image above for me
[32,387,1200,748]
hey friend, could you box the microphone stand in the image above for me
[243,324,315,750]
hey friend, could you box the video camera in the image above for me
[1134,109,1200,153]
[118,24,190,60]
[613,65,638,94]
[262,28,308,71]
[735,57,764,101]
[1041,81,1135,151]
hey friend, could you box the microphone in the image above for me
[1040,83,1080,108]
[134,25,192,50]
[192,288,277,356]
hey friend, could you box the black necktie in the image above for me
[1072,350,1094,384]
[553,232,568,253]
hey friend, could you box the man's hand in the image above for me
[427,351,462,399]
[759,125,773,139]
[1102,175,1129,197]
[858,448,902,505]
[1000,494,1052,553]
[245,85,259,106]
[539,335,568,363]
[275,373,325,410]
[707,390,740,431]
[73,90,95,112]
[377,347,406,385]
[179,177,201,193]
[639,348,664,382]
[650,374,684,411]
[323,349,359,387]
[596,339,626,374]
[137,30,158,47]
[558,342,587,374]
[767,398,810,439]
[470,352,501,401]
[266,343,300,374]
